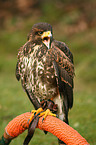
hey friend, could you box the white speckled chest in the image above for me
[20,44,57,100]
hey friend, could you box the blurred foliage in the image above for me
[0,0,96,144]
[0,0,96,28]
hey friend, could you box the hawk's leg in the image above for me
[39,99,58,121]
[28,99,58,123]
[40,99,58,114]
[24,100,58,145]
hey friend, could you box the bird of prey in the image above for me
[16,22,74,145]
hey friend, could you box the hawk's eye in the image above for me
[38,31,43,35]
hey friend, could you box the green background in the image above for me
[0,0,96,144]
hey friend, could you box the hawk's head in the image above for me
[28,22,53,49]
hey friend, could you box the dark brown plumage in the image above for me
[16,22,74,145]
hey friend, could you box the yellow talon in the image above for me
[28,108,56,123]
[39,109,56,122]
[31,108,43,115]
[28,108,43,123]
[28,113,34,123]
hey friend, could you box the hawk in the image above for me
[16,22,74,145]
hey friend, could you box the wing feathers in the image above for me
[52,40,74,109]
[52,40,73,63]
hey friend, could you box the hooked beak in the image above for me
[41,31,52,49]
